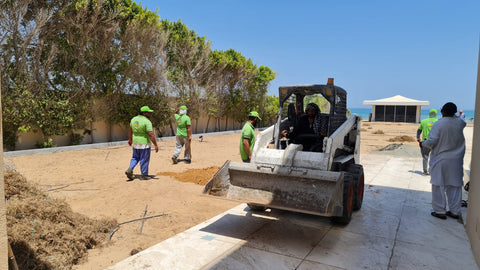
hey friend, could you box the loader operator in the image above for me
[281,103,327,151]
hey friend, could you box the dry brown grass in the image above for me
[5,168,117,269]
[388,135,416,142]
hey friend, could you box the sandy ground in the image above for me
[6,120,424,269]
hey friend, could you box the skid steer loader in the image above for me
[203,78,364,224]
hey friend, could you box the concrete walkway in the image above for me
[107,128,478,270]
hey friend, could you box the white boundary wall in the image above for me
[11,116,244,151]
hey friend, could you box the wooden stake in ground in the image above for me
[0,56,7,270]
[8,242,19,270]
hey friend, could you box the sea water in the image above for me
[349,108,475,121]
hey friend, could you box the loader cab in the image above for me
[274,80,348,152]
[279,96,328,151]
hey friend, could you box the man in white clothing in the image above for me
[421,102,466,220]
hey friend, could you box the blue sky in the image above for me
[138,0,480,110]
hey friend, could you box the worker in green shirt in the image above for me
[125,106,159,180]
[172,105,192,164]
[417,109,438,175]
[240,111,261,162]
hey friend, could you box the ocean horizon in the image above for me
[349,107,474,121]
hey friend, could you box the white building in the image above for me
[363,95,429,123]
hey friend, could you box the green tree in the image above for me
[205,49,275,130]
[50,0,169,139]
[162,19,211,133]
[304,94,330,113]
[262,94,281,126]
[213,49,251,130]
[0,0,277,148]
[205,49,228,131]
[0,0,76,149]
[237,65,276,126]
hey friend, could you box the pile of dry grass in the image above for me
[388,135,416,142]
[373,130,385,134]
[5,168,117,269]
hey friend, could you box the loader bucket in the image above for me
[204,160,346,217]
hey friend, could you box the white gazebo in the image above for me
[363,95,429,123]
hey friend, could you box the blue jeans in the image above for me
[129,148,151,175]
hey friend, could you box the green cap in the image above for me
[429,109,437,117]
[180,105,187,110]
[140,106,154,112]
[248,111,261,120]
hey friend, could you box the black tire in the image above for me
[347,164,364,211]
[247,203,266,211]
[332,173,354,225]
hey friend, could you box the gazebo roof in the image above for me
[363,95,429,106]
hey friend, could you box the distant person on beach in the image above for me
[240,111,261,162]
[417,109,438,175]
[125,106,159,181]
[457,110,466,121]
[172,105,192,164]
[421,102,466,220]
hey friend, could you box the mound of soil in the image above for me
[5,168,117,269]
[156,166,220,185]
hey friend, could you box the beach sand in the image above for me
[5,120,437,269]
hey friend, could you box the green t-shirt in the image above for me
[239,122,255,161]
[175,114,191,137]
[418,117,438,141]
[130,115,153,144]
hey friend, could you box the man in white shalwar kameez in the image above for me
[421,102,466,220]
